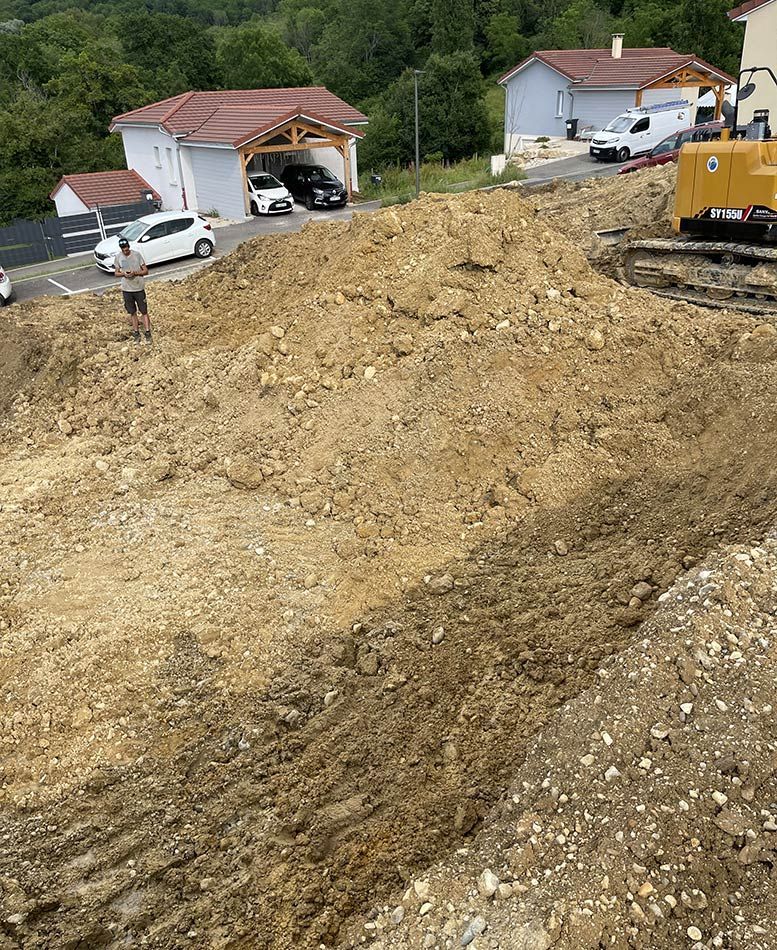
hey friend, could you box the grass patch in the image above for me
[358,156,524,205]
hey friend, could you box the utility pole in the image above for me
[414,69,423,199]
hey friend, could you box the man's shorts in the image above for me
[123,289,148,316]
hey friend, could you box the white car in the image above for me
[93,211,215,273]
[0,264,13,305]
[247,173,294,215]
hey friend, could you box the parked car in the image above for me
[280,164,348,210]
[618,122,724,174]
[93,211,215,274]
[0,265,13,305]
[590,100,692,163]
[247,173,294,215]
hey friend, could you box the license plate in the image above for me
[277,202,289,209]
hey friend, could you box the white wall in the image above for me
[185,146,248,220]
[119,125,185,211]
[53,184,89,217]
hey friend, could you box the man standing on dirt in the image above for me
[114,237,151,345]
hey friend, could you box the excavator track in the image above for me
[624,238,777,314]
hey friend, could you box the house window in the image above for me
[153,146,161,168]
[166,147,177,184]
[555,90,564,118]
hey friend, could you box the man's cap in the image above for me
[118,237,130,247]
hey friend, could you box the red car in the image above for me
[618,121,724,174]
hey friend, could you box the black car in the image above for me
[280,164,348,210]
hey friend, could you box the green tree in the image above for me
[430,0,474,54]
[368,51,491,167]
[120,13,220,93]
[673,0,742,76]
[216,22,312,87]
[539,0,616,48]
[312,0,412,103]
[483,12,529,72]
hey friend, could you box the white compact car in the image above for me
[247,173,294,215]
[0,264,13,305]
[93,211,215,273]
[589,100,692,163]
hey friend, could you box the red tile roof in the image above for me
[50,170,160,207]
[499,48,735,88]
[111,87,368,147]
[729,0,775,19]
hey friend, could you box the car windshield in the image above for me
[307,167,338,183]
[119,220,147,241]
[250,174,282,190]
[604,116,633,133]
[652,137,676,155]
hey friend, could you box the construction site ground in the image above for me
[1,164,776,950]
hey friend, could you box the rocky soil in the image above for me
[1,185,777,949]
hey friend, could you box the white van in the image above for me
[589,100,692,163]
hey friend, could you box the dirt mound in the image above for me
[2,189,777,949]
[529,162,677,244]
[343,540,777,949]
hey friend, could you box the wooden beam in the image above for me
[714,82,725,120]
[342,139,352,201]
[239,148,251,215]
[241,139,349,156]
[635,89,643,108]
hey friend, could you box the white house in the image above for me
[498,37,734,151]
[50,170,160,217]
[728,0,777,124]
[110,87,368,221]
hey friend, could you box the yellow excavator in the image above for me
[624,67,777,313]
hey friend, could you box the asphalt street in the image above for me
[7,154,620,305]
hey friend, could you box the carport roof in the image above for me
[498,49,735,89]
[112,87,368,146]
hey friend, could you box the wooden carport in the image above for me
[236,112,362,216]
[635,63,730,120]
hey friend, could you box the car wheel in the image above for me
[305,195,315,211]
[616,147,630,163]
[250,201,259,216]
[0,294,5,307]
[194,239,214,259]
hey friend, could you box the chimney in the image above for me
[611,33,624,59]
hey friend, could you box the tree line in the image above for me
[0,0,742,222]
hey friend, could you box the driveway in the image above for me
[7,203,381,306]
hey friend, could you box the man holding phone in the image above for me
[114,237,151,345]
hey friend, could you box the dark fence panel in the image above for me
[0,218,49,267]
[58,211,102,254]
[1,200,158,268]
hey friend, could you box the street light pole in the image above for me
[414,69,422,199]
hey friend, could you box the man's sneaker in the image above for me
[144,331,152,345]
[132,331,141,345]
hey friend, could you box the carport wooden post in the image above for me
[341,137,352,202]
[635,89,643,108]
[240,151,252,215]
[713,82,725,120]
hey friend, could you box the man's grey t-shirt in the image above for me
[114,250,146,292]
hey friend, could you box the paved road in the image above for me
[7,154,621,305]
[8,202,380,306]
[521,152,622,185]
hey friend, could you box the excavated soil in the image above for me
[2,187,777,949]
[529,163,678,278]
